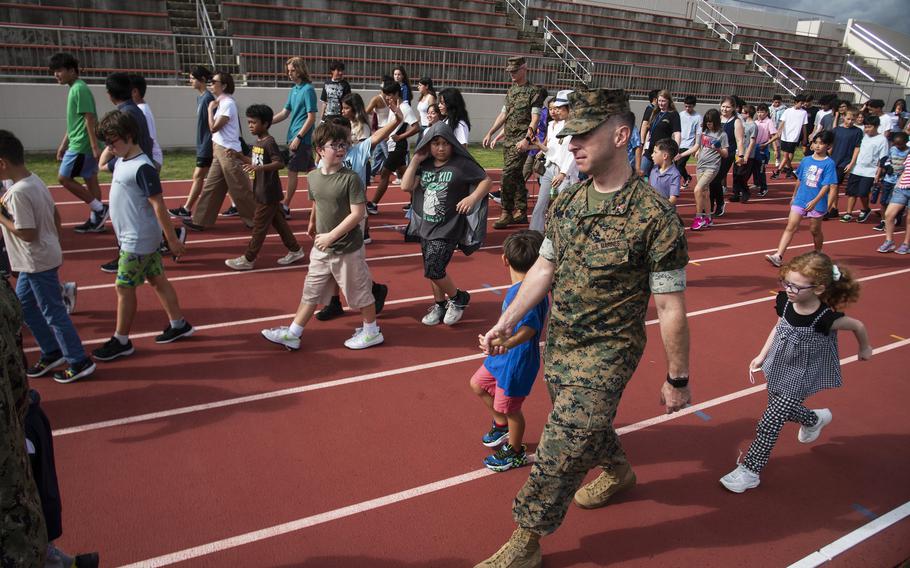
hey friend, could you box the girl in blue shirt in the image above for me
[766,131,839,267]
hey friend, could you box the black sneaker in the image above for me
[402,203,411,212]
[770,170,780,180]
[169,206,192,218]
[73,216,94,233]
[155,321,194,344]
[183,219,206,232]
[363,222,372,245]
[823,208,839,220]
[85,205,109,232]
[53,358,96,384]
[221,205,239,217]
[100,258,119,273]
[873,220,886,232]
[373,282,388,314]
[857,208,872,223]
[741,191,750,204]
[74,552,100,568]
[729,194,741,202]
[26,353,66,377]
[92,337,135,361]
[366,201,379,215]
[315,297,345,321]
[757,188,768,197]
[714,202,726,217]
[281,203,291,219]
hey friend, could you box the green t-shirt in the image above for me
[66,79,97,154]
[586,183,617,212]
[306,167,365,254]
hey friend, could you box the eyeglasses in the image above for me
[779,279,817,293]
[323,142,349,151]
[206,80,222,85]
[104,137,122,147]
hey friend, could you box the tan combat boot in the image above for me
[493,211,514,229]
[474,527,542,568]
[510,210,528,225]
[573,463,637,509]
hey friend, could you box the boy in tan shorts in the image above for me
[261,121,382,350]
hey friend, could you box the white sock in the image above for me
[289,322,304,337]
[89,199,104,213]
[113,333,129,345]
[362,320,379,334]
[169,318,185,329]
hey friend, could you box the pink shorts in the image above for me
[791,205,824,218]
[470,365,526,415]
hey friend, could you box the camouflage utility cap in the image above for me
[506,56,526,72]
[558,88,630,137]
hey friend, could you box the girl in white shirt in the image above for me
[438,88,471,146]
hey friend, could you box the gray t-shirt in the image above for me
[696,130,729,172]
[307,167,365,254]
[742,120,757,157]
[0,173,62,273]
[109,153,164,254]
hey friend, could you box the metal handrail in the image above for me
[503,0,528,31]
[692,0,738,46]
[837,76,870,100]
[195,0,217,69]
[540,16,593,87]
[751,42,806,96]
[848,22,910,68]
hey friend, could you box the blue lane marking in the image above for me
[482,284,502,295]
[694,410,712,421]
[852,504,878,520]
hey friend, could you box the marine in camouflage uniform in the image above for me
[1,276,47,567]
[475,89,691,568]
[484,56,546,228]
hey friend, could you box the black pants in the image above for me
[676,149,692,183]
[710,155,734,210]
[732,160,752,200]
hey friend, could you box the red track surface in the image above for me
[28,169,910,567]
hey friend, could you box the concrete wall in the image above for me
[2,83,659,152]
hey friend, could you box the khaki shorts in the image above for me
[302,245,374,308]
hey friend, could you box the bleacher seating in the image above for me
[0,1,170,32]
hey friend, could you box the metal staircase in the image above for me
[165,0,238,76]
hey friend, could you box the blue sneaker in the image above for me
[484,444,528,472]
[481,422,509,447]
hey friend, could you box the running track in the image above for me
[28,169,910,567]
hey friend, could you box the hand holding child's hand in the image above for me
[481,322,512,355]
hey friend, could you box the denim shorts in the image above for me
[58,150,98,180]
[890,187,910,207]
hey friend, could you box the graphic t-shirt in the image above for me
[414,154,487,241]
[696,130,728,171]
[483,281,549,397]
[320,79,351,118]
[66,79,97,154]
[250,135,284,204]
[306,167,365,254]
[794,155,838,213]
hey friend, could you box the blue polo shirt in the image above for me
[483,281,549,397]
[285,82,318,145]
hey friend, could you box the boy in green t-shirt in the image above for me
[49,53,107,233]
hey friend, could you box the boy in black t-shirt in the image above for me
[226,105,305,270]
[321,61,351,121]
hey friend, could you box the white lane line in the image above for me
[788,501,910,567]
[115,339,910,568]
[51,270,910,435]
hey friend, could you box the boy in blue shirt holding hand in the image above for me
[471,230,549,472]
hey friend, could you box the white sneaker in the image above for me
[720,464,760,493]
[62,281,77,314]
[225,256,255,270]
[798,409,832,443]
[443,291,470,325]
[277,248,306,265]
[344,326,384,350]
[261,326,301,350]
[421,303,446,326]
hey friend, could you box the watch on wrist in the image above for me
[296,134,304,140]
[666,374,689,388]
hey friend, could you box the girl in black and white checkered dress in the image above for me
[721,251,873,493]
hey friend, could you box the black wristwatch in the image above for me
[666,374,689,388]
[296,134,305,141]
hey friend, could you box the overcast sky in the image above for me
[717,0,908,33]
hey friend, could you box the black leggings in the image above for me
[710,155,734,210]
[743,392,818,474]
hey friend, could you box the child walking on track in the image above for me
[765,131,839,267]
[721,251,871,493]
[401,121,492,326]
[92,110,193,361]
[471,230,549,472]
[260,121,382,351]
[224,104,306,270]
[691,109,728,230]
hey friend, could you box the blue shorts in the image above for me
[890,187,910,207]
[58,150,98,180]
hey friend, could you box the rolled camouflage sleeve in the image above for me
[648,212,689,294]
[539,237,556,263]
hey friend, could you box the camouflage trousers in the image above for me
[501,144,529,214]
[1,407,47,568]
[512,383,630,535]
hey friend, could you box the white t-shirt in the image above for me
[877,112,895,136]
[384,100,418,153]
[853,134,889,178]
[0,173,63,273]
[453,120,470,145]
[417,95,432,127]
[137,102,164,166]
[780,107,808,143]
[212,96,241,152]
[679,111,702,148]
